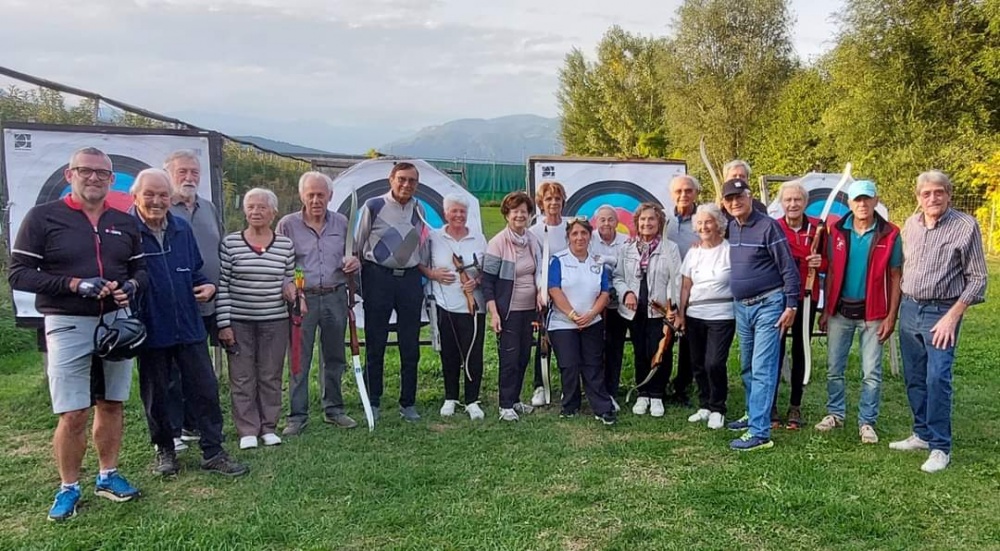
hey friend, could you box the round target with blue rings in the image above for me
[36,154,151,211]
[335,179,446,230]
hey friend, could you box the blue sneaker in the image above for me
[48,486,81,521]
[730,431,774,452]
[94,472,140,502]
[727,414,750,431]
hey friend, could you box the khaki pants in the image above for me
[226,319,288,437]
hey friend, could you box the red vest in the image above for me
[777,216,827,299]
[824,213,899,321]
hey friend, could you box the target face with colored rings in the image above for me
[36,154,151,212]
[562,180,660,237]
[335,179,446,234]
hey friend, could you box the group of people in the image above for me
[8,147,986,523]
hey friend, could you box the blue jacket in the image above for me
[727,209,800,307]
[130,209,209,348]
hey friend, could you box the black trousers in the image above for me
[498,310,535,409]
[772,302,817,410]
[629,310,671,399]
[437,307,485,404]
[139,342,224,459]
[603,307,628,399]
[550,323,613,415]
[670,334,692,399]
[685,316,736,414]
[361,262,423,409]
[167,315,217,436]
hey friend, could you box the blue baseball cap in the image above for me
[848,180,877,200]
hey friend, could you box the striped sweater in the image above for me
[217,231,295,327]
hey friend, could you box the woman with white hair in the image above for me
[421,193,488,420]
[677,203,735,429]
[217,188,296,449]
[770,180,825,430]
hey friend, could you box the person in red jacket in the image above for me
[771,181,826,430]
[816,180,902,445]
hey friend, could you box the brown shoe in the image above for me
[785,407,803,430]
[324,413,358,429]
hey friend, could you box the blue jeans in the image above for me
[825,313,884,426]
[898,298,961,453]
[734,290,785,440]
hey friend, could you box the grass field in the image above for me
[1,257,999,550]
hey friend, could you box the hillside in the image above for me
[380,114,561,163]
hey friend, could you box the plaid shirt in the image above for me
[900,208,987,305]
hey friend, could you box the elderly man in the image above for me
[590,205,629,409]
[815,180,902,444]
[891,170,987,473]
[9,147,146,520]
[277,171,361,435]
[165,150,222,447]
[130,169,248,478]
[723,160,769,216]
[356,162,428,422]
[665,174,701,407]
[722,178,799,451]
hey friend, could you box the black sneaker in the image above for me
[201,452,249,477]
[595,412,617,426]
[180,429,201,442]
[152,449,179,476]
[559,409,578,418]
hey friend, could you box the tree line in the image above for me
[558,0,1000,219]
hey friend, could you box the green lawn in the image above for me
[1,266,999,550]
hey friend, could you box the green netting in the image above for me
[427,160,526,203]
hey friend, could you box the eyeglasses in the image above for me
[71,167,114,181]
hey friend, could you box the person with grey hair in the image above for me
[420,192,488,419]
[722,160,768,218]
[9,146,146,520]
[590,205,629,410]
[164,149,222,449]
[276,171,361,435]
[677,203,734,430]
[665,174,702,407]
[891,170,987,473]
[770,180,826,430]
[129,169,248,478]
[217,187,295,449]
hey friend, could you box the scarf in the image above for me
[636,236,660,276]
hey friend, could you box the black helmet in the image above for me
[94,311,147,361]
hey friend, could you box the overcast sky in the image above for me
[1,0,843,146]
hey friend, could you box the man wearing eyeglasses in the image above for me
[665,175,702,408]
[9,147,147,520]
[164,150,222,449]
[129,168,248,479]
[355,162,428,422]
[721,178,799,452]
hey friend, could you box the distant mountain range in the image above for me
[379,114,562,163]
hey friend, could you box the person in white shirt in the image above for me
[421,194,488,420]
[677,204,736,430]
[548,219,616,424]
[590,205,629,411]
[527,181,568,407]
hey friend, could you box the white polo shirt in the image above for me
[426,228,487,314]
[680,240,735,321]
[590,231,629,270]
[547,250,610,331]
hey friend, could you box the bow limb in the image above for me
[699,136,723,204]
[346,189,375,431]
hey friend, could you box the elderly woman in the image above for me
[527,180,568,407]
[771,180,826,430]
[678,204,735,430]
[421,193,488,420]
[217,188,295,449]
[548,219,616,424]
[482,191,542,422]
[590,205,629,410]
[613,202,682,417]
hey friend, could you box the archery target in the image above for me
[529,157,687,237]
[2,123,219,322]
[766,172,889,225]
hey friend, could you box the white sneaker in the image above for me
[530,386,546,406]
[440,399,458,417]
[687,408,711,423]
[239,436,258,450]
[921,450,950,473]
[611,397,620,412]
[650,398,665,417]
[261,433,282,446]
[499,408,519,422]
[173,437,188,451]
[859,424,879,444]
[466,402,485,420]
[632,397,650,415]
[707,412,725,430]
[889,434,930,451]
